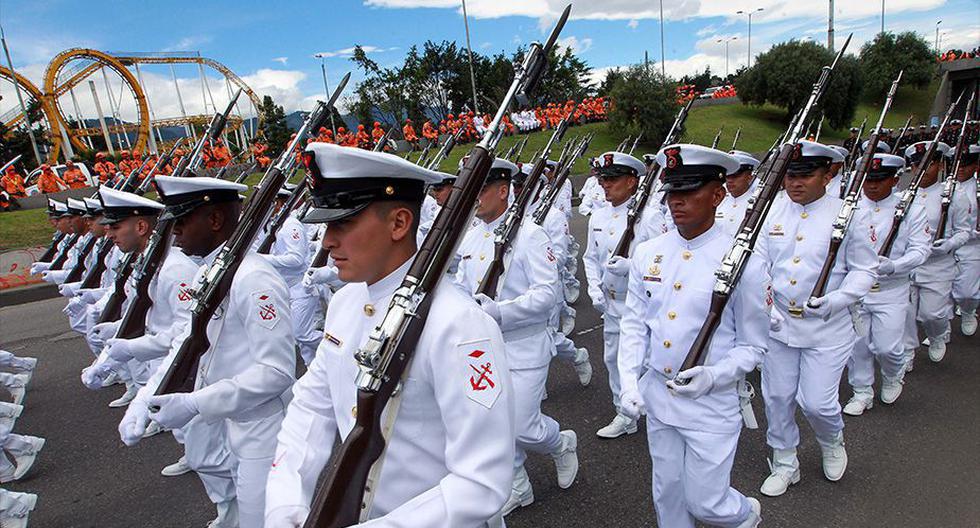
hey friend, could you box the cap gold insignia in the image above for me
[203,195,211,202]
[385,185,395,195]
[649,265,660,276]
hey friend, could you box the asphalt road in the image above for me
[1,205,978,528]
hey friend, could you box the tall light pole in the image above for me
[880,0,885,34]
[460,0,480,115]
[828,0,835,52]
[717,36,738,78]
[659,0,666,78]
[934,20,942,56]
[736,7,764,69]
[0,24,42,165]
[313,53,338,135]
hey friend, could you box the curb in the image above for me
[0,283,61,308]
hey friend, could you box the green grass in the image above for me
[0,83,939,251]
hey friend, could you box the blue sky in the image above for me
[0,0,977,121]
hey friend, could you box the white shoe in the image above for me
[928,340,946,363]
[921,337,930,346]
[904,349,915,373]
[880,376,904,405]
[206,499,239,528]
[961,311,977,336]
[760,449,800,497]
[737,497,762,528]
[11,357,36,374]
[821,437,848,482]
[161,455,191,476]
[843,395,873,416]
[564,283,580,304]
[596,414,637,439]
[100,371,123,388]
[142,420,163,438]
[552,430,579,489]
[0,490,37,528]
[501,466,534,516]
[0,436,44,483]
[8,386,26,407]
[108,384,138,408]
[573,348,592,386]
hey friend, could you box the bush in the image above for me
[737,40,863,129]
[607,65,680,148]
[859,32,935,102]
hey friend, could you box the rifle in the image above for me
[476,113,572,297]
[533,133,592,226]
[878,94,963,260]
[710,127,723,149]
[414,141,433,165]
[677,34,853,374]
[616,136,631,152]
[46,233,79,271]
[36,231,66,263]
[934,86,977,243]
[840,116,869,199]
[424,128,463,171]
[301,8,569,526]
[152,73,350,398]
[814,113,825,142]
[374,124,397,152]
[99,90,243,329]
[1,154,21,174]
[511,136,529,162]
[789,69,903,317]
[730,127,742,150]
[628,133,642,155]
[234,162,258,184]
[612,96,696,258]
[893,114,914,150]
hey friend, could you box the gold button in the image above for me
[479,254,485,261]
[682,251,692,260]
[874,207,880,213]
[801,212,809,219]
[613,213,619,219]
[789,300,797,307]
[790,279,797,285]
[363,304,375,316]
[484,232,490,238]
[673,282,682,291]
[663,340,672,348]
[610,230,615,236]
[664,366,673,374]
[793,256,801,264]
[667,311,677,320]
[352,405,357,417]
[796,235,804,241]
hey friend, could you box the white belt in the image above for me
[502,323,548,342]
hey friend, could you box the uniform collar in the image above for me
[481,211,505,231]
[860,191,899,207]
[201,244,223,268]
[367,255,413,303]
[673,221,722,250]
[788,191,831,213]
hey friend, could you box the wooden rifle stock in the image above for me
[47,234,79,271]
[98,254,136,323]
[63,236,98,284]
[37,232,66,263]
[934,86,977,243]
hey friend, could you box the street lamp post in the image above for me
[659,0,667,78]
[880,0,885,34]
[736,7,764,69]
[935,20,942,56]
[717,36,738,78]
[313,53,338,136]
[461,0,480,115]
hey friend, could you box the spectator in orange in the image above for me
[117,150,134,174]
[2,165,27,198]
[62,160,88,189]
[251,140,271,168]
[403,118,419,149]
[213,138,232,166]
[371,121,386,146]
[93,152,116,183]
[422,120,439,141]
[37,164,68,194]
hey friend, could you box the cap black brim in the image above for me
[662,181,711,192]
[301,202,371,224]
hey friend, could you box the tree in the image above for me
[257,95,289,157]
[607,65,679,146]
[680,67,713,92]
[736,40,863,129]
[859,32,934,101]
[597,68,623,96]
[0,101,50,171]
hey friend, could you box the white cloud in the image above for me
[162,35,213,52]
[557,36,593,55]
[313,45,397,58]
[628,19,639,29]
[272,57,289,65]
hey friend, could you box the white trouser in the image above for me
[763,339,851,450]
[552,330,578,362]
[226,412,284,528]
[603,315,623,414]
[290,292,323,366]
[904,281,953,349]
[646,418,753,528]
[0,432,37,474]
[183,416,237,505]
[510,365,562,469]
[849,303,907,389]
[952,258,980,312]
[0,352,30,371]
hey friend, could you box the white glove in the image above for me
[30,262,51,275]
[90,321,120,347]
[804,294,842,320]
[605,256,630,277]
[474,293,501,324]
[769,309,785,333]
[148,393,200,430]
[265,505,310,528]
[877,256,896,276]
[302,265,339,289]
[666,366,716,399]
[104,338,135,362]
[619,388,646,420]
[59,282,80,297]
[446,252,462,276]
[80,360,117,390]
[64,297,86,319]
[80,289,103,304]
[931,238,953,256]
[41,270,56,283]
[118,396,150,446]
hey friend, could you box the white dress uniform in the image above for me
[583,153,668,431]
[264,209,320,364]
[757,176,877,479]
[717,182,757,237]
[846,155,931,411]
[620,224,768,528]
[901,179,972,358]
[265,141,516,526]
[577,173,606,216]
[419,192,440,240]
[454,197,568,489]
[951,170,979,332]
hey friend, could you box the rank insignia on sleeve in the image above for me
[177,282,193,303]
[291,230,301,240]
[460,339,500,409]
[323,332,342,346]
[653,254,663,263]
[546,247,556,262]
[253,290,280,329]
